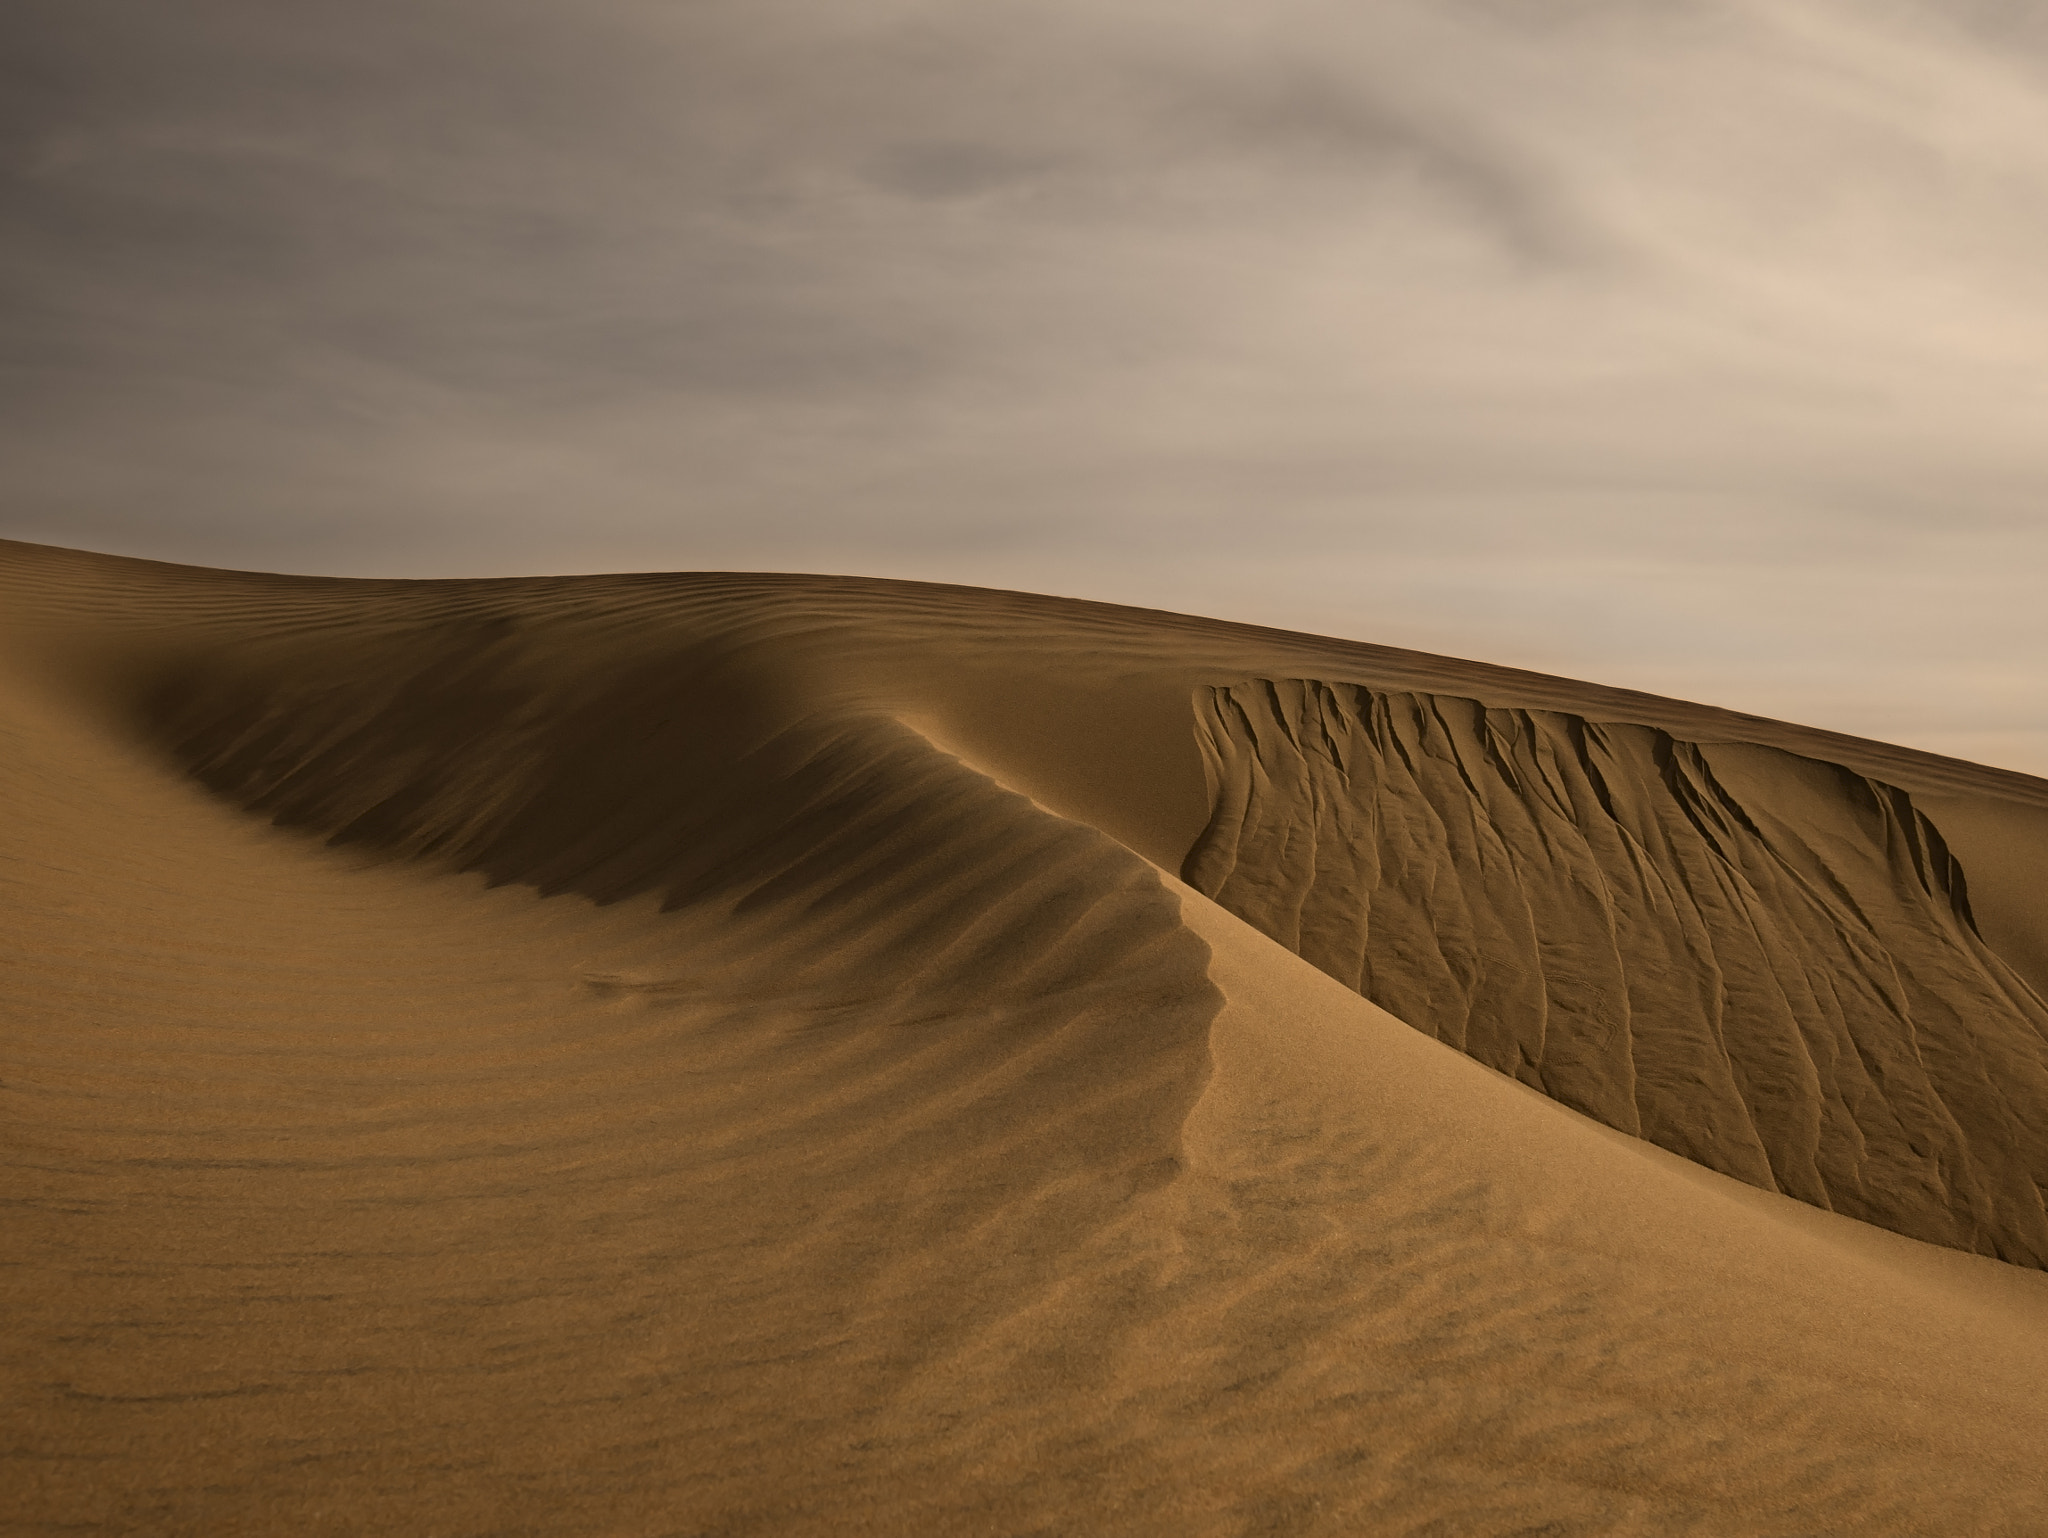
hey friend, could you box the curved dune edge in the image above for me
[6,538,2048,1532]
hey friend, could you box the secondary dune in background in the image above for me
[4,538,2047,1535]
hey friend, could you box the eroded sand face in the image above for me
[1186,681,2048,1265]
[5,539,2047,1534]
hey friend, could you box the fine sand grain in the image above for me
[4,538,2047,1534]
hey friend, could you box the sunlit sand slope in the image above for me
[5,539,2048,1534]
[1186,680,2048,1265]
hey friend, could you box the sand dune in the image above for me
[4,538,2048,1534]
[1187,680,2048,1265]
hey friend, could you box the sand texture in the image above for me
[1186,680,2048,1265]
[5,538,2048,1534]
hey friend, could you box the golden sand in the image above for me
[5,539,2046,1534]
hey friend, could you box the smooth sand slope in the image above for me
[4,538,2048,1535]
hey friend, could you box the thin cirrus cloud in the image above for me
[2,0,2045,772]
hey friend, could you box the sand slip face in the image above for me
[4,539,2048,1533]
[1185,680,2048,1265]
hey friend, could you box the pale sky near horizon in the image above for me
[5,0,2047,774]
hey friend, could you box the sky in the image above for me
[5,0,2047,774]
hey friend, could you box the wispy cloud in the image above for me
[4,0,2046,770]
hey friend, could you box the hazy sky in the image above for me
[6,0,2047,773]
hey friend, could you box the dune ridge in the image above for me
[6,538,2048,1534]
[1,609,1219,1533]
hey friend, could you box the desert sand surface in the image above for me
[4,536,2048,1535]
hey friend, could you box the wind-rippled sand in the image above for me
[4,539,2047,1535]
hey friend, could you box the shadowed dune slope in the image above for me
[0,581,1220,1533]
[1185,680,2048,1265]
[7,539,2048,1534]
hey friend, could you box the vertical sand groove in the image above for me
[1185,679,2048,1265]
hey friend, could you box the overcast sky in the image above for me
[5,0,2046,773]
